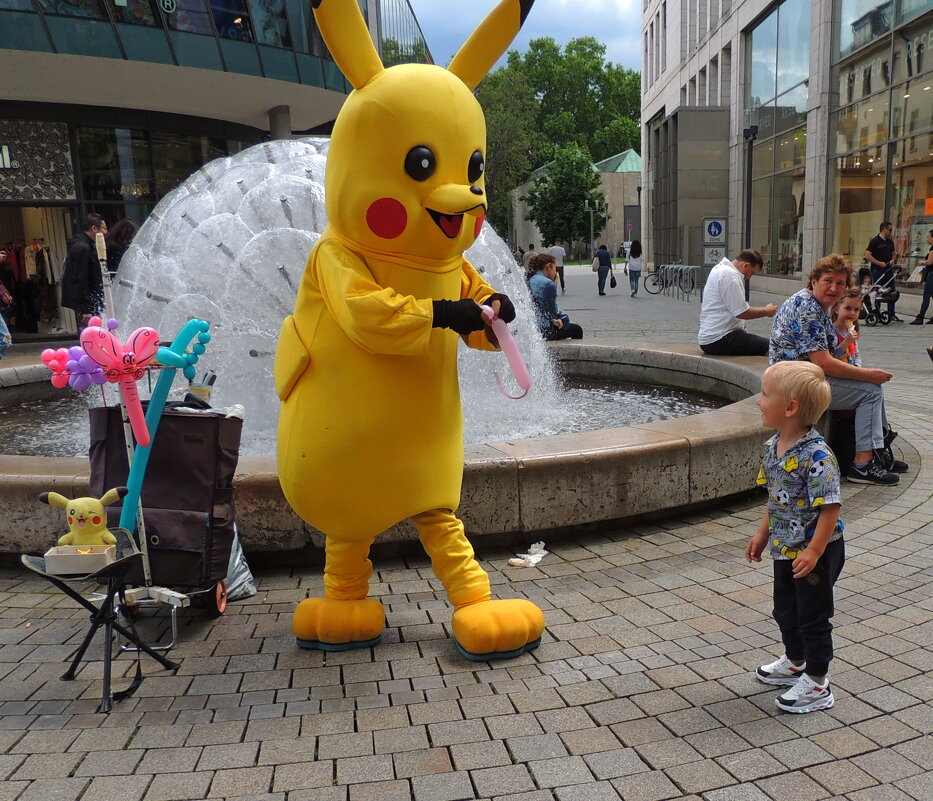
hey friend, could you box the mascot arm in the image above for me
[460,260,502,352]
[316,242,434,356]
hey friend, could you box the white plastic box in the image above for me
[44,545,115,575]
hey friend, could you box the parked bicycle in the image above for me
[644,263,695,296]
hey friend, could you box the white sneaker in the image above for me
[756,654,806,686]
[775,674,834,713]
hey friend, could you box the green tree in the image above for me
[522,145,605,248]
[476,37,640,236]
[476,66,547,234]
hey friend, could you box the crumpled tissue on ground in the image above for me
[508,541,548,567]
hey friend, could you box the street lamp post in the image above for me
[584,199,606,259]
[636,185,642,239]
[743,110,759,301]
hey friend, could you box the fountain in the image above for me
[0,140,767,554]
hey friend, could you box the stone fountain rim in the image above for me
[0,342,767,553]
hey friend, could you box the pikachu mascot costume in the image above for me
[275,0,545,660]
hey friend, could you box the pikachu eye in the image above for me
[405,146,436,182]
[468,150,484,184]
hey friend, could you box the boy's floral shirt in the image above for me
[757,428,845,560]
[769,289,836,364]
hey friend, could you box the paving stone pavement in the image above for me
[2,266,932,801]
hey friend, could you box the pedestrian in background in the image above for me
[626,240,643,297]
[594,243,612,296]
[106,218,138,275]
[548,239,567,294]
[61,213,108,327]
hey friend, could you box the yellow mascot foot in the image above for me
[452,599,545,661]
[293,597,385,651]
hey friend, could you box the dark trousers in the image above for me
[699,328,770,356]
[543,322,583,340]
[556,264,565,291]
[772,538,845,677]
[917,273,933,319]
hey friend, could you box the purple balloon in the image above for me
[78,354,97,371]
[71,373,92,392]
[69,346,84,360]
[90,369,107,385]
[107,318,119,331]
[66,360,80,373]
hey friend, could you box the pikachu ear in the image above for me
[312,0,384,89]
[448,0,535,91]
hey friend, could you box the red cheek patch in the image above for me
[366,198,407,239]
[474,215,485,239]
[93,516,101,525]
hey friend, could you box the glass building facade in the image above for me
[829,0,933,266]
[746,0,811,275]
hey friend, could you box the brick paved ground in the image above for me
[2,267,932,800]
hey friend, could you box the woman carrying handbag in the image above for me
[593,244,613,295]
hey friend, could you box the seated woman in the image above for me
[769,253,905,485]
[526,252,583,341]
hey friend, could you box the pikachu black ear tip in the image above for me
[519,0,535,24]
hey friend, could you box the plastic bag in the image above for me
[508,541,548,567]
[225,525,257,600]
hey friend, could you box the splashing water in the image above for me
[113,137,568,449]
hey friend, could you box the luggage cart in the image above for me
[88,401,243,649]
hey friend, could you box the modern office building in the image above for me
[641,0,933,280]
[0,0,428,334]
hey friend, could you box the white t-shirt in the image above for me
[627,255,643,272]
[548,245,566,266]
[697,257,750,345]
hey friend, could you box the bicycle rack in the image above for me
[657,264,699,301]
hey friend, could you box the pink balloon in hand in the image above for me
[79,326,161,446]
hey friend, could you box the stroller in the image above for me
[859,266,900,326]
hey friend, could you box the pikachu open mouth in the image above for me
[427,209,464,239]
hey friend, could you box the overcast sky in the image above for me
[405,0,642,72]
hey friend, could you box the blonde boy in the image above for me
[747,361,845,713]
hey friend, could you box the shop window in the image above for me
[889,139,933,258]
[776,126,806,171]
[753,137,775,180]
[210,0,253,41]
[749,9,777,105]
[772,168,805,275]
[895,0,933,25]
[37,0,104,17]
[45,17,122,57]
[837,0,891,59]
[78,127,153,203]
[110,0,157,24]
[774,84,807,134]
[830,145,887,258]
[751,176,773,268]
[891,20,933,85]
[832,98,889,153]
[892,80,933,139]
[0,0,36,10]
[297,53,325,86]
[0,10,53,50]
[247,0,290,47]
[776,0,810,94]
[163,0,214,35]
[152,133,225,197]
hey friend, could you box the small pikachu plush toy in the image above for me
[40,487,129,547]
[276,0,545,660]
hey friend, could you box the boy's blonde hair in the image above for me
[763,361,832,425]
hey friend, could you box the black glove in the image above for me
[432,299,486,336]
[485,293,515,323]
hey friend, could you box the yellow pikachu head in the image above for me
[313,0,535,262]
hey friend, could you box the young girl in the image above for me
[832,288,862,366]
